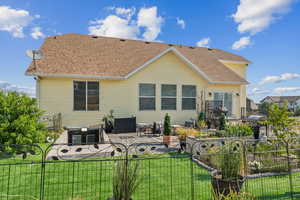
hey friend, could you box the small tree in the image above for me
[259,102,271,116]
[294,106,300,117]
[263,103,298,145]
[163,113,171,136]
[0,91,46,145]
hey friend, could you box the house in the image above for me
[25,34,251,127]
[261,96,300,112]
[246,97,258,113]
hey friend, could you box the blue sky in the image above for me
[0,0,299,102]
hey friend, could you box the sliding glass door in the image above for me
[213,92,233,116]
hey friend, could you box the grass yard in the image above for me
[1,151,300,200]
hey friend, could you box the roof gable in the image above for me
[25,34,250,84]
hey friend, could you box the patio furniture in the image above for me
[113,117,136,133]
[136,123,152,136]
[66,127,100,145]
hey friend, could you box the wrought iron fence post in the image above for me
[6,164,11,200]
[190,144,195,200]
[71,162,75,199]
[286,143,294,200]
[39,146,46,200]
[242,140,248,193]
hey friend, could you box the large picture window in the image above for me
[74,81,99,111]
[139,84,155,110]
[214,92,233,116]
[182,85,196,110]
[161,84,177,110]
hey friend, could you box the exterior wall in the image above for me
[38,52,245,127]
[220,62,247,79]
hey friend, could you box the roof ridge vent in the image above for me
[120,39,126,41]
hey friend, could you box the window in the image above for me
[161,84,177,110]
[182,85,196,110]
[72,135,82,145]
[86,135,96,144]
[139,84,155,110]
[73,81,99,111]
[214,92,233,116]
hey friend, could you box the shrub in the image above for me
[223,123,253,137]
[219,113,226,130]
[0,91,46,145]
[176,128,202,140]
[198,112,205,121]
[198,120,207,129]
[294,107,300,116]
[112,160,140,200]
[163,113,171,136]
[217,143,243,179]
[214,190,255,200]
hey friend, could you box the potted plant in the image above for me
[102,110,114,133]
[163,113,172,145]
[211,143,245,198]
[108,160,140,200]
[198,120,207,130]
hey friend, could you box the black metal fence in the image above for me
[1,139,300,200]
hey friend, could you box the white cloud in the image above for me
[31,26,45,39]
[88,15,139,39]
[0,6,34,38]
[0,81,35,97]
[137,7,164,41]
[248,87,270,96]
[232,0,294,35]
[196,37,210,48]
[106,7,135,19]
[176,17,185,29]
[232,36,251,50]
[273,87,300,94]
[88,6,163,41]
[259,73,300,85]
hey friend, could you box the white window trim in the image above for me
[73,80,100,112]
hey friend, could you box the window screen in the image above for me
[74,81,99,111]
[182,85,196,110]
[139,84,155,110]
[74,81,86,111]
[87,82,99,111]
[161,84,177,110]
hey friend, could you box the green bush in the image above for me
[198,112,205,121]
[222,123,253,137]
[294,107,300,116]
[163,113,171,136]
[0,91,46,145]
[216,143,243,179]
[219,113,226,130]
[113,160,140,200]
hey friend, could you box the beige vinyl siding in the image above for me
[38,51,246,127]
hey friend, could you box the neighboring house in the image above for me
[246,97,258,113]
[261,96,300,112]
[25,34,251,127]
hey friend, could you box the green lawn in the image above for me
[0,151,300,200]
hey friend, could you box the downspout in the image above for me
[34,76,41,108]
